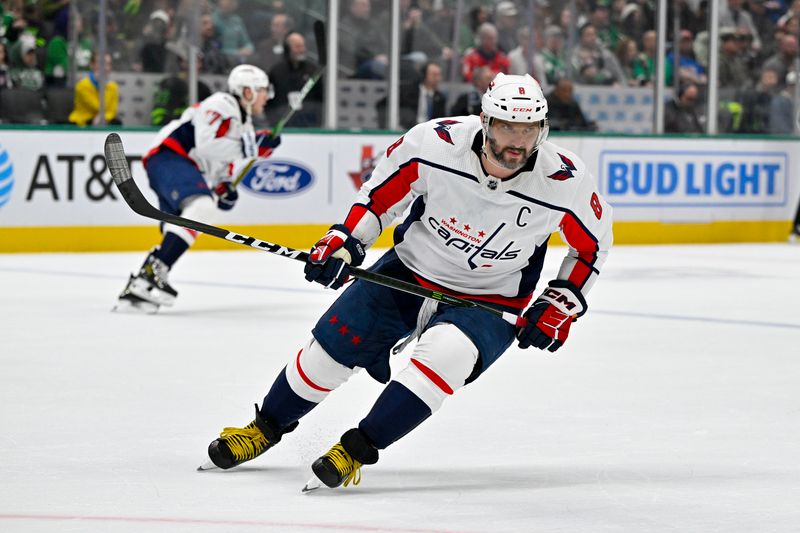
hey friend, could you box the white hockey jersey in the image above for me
[343,116,613,309]
[144,92,258,184]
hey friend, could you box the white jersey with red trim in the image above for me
[343,115,613,308]
[145,91,257,184]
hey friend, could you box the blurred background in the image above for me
[1,0,800,251]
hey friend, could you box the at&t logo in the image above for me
[0,144,13,209]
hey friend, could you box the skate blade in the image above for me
[112,298,159,314]
[301,475,324,493]
[197,460,218,471]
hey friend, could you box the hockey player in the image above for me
[115,64,281,313]
[200,73,613,489]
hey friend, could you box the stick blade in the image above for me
[104,133,132,186]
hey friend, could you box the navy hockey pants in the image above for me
[311,249,518,384]
[145,149,212,215]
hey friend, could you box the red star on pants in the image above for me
[328,315,339,324]
[351,335,362,345]
[338,325,350,335]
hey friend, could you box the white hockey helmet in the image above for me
[481,73,549,153]
[228,64,270,102]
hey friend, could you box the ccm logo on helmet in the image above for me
[512,107,533,112]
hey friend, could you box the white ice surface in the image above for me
[1,244,799,533]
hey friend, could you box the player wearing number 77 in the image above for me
[114,64,282,313]
[200,73,613,490]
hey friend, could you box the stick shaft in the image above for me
[103,133,526,327]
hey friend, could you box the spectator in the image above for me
[462,23,510,82]
[616,36,641,86]
[719,0,761,50]
[664,81,704,133]
[267,31,323,128]
[253,13,292,74]
[619,2,649,44]
[508,27,548,86]
[763,33,798,89]
[150,55,212,126]
[401,5,450,65]
[213,0,255,66]
[718,27,752,91]
[494,1,519,54]
[738,67,793,133]
[536,25,569,88]
[546,78,597,131]
[9,35,44,91]
[69,52,120,126]
[665,29,707,86]
[139,9,172,73]
[589,3,621,51]
[404,61,447,128]
[379,61,446,129]
[199,13,229,74]
[43,7,70,87]
[0,41,11,89]
[632,29,656,86]
[449,65,493,116]
[460,5,491,53]
[339,0,388,79]
[570,22,625,85]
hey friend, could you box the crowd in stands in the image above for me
[1,0,799,134]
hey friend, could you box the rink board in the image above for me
[0,128,797,252]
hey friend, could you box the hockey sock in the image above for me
[358,381,432,450]
[260,368,318,432]
[154,232,189,268]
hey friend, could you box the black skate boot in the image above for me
[307,428,379,489]
[200,405,298,470]
[114,248,178,313]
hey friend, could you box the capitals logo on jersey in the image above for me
[434,120,460,145]
[548,153,577,181]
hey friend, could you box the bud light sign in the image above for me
[598,150,788,207]
[241,160,314,196]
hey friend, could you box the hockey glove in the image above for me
[256,129,281,158]
[214,180,239,210]
[517,280,587,352]
[304,224,366,290]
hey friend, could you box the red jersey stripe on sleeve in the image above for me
[367,161,420,216]
[560,212,599,288]
[215,117,232,138]
[343,204,372,233]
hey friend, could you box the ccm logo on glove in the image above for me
[517,280,587,353]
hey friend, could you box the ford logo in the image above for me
[241,160,314,196]
[0,144,14,209]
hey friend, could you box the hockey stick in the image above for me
[104,133,526,328]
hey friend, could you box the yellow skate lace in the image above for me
[325,443,363,487]
[219,422,268,462]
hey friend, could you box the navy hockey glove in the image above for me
[517,280,587,352]
[256,129,281,157]
[304,224,366,290]
[214,180,238,210]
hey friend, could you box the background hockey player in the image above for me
[115,64,281,313]
[200,73,613,490]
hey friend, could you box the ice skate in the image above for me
[199,405,296,471]
[113,249,177,313]
[303,428,378,491]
